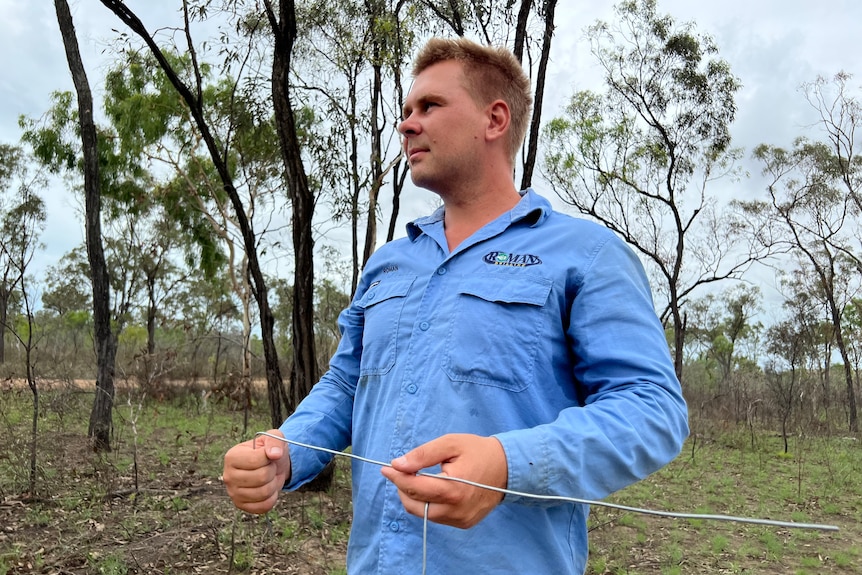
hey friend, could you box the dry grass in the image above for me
[1,383,860,574]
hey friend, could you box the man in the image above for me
[223,37,689,574]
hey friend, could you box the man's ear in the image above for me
[485,100,511,143]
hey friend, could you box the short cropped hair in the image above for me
[412,37,533,163]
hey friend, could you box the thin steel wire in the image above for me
[254,432,840,532]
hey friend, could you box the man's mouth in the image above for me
[407,147,427,163]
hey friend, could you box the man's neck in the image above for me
[441,185,522,252]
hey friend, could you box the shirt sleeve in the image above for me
[494,235,689,504]
[279,301,363,490]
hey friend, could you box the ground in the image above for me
[0,384,859,574]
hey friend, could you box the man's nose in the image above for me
[398,115,418,136]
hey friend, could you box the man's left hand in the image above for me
[380,433,508,529]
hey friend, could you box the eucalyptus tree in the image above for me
[542,0,770,380]
[685,285,764,424]
[21,85,192,440]
[0,164,47,493]
[845,299,862,390]
[805,73,862,216]
[97,0,295,426]
[686,285,762,384]
[766,269,848,437]
[51,0,115,451]
[764,319,811,453]
[292,0,415,293]
[741,139,860,431]
[0,144,47,365]
[102,47,286,407]
[169,274,241,384]
[41,247,93,375]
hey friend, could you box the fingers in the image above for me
[388,434,457,474]
[381,434,508,529]
[223,429,291,515]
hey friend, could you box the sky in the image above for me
[0,0,860,313]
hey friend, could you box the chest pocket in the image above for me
[444,275,553,391]
[356,276,416,375]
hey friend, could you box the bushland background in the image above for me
[1,0,861,573]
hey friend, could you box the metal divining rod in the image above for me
[253,432,840,533]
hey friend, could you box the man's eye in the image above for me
[423,102,437,111]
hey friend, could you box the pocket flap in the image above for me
[458,275,552,306]
[357,276,416,308]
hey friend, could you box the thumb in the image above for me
[254,429,286,461]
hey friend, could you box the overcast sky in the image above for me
[1,0,860,309]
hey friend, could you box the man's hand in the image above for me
[380,434,508,529]
[223,429,291,514]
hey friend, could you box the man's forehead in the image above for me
[404,62,467,101]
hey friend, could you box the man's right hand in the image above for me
[223,429,291,514]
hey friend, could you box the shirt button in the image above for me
[389,521,400,532]
[437,267,447,275]
[367,290,376,299]
[419,321,430,331]
[406,383,418,394]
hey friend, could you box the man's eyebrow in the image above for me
[402,93,446,119]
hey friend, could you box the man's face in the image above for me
[399,60,487,194]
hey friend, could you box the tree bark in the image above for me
[264,0,319,417]
[265,0,333,491]
[54,0,116,452]
[362,50,384,268]
[520,0,557,190]
[0,287,7,363]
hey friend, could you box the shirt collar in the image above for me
[406,188,550,241]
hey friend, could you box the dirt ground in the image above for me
[0,386,350,575]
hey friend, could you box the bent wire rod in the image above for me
[254,432,840,532]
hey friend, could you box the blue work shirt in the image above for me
[280,189,689,574]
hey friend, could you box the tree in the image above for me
[805,73,862,216]
[743,139,860,431]
[0,144,47,364]
[764,319,811,453]
[542,0,769,380]
[97,1,291,427]
[292,0,414,293]
[686,284,762,421]
[516,0,559,191]
[53,0,116,451]
[261,0,322,418]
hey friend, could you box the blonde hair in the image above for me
[412,37,533,163]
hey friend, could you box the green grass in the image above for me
[587,430,862,574]
[1,384,860,574]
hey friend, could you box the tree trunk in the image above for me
[146,275,156,355]
[266,0,333,491]
[520,0,557,190]
[0,287,7,364]
[362,54,384,267]
[512,0,532,61]
[827,296,858,432]
[266,0,319,419]
[55,0,116,452]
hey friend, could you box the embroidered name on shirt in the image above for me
[483,251,542,267]
[383,265,399,273]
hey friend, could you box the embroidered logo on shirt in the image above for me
[483,251,542,267]
[383,265,399,273]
